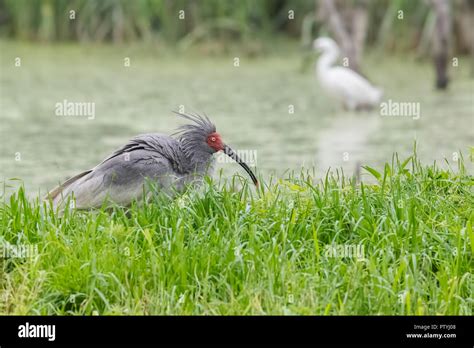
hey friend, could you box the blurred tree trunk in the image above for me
[351,0,369,67]
[454,0,474,77]
[318,0,369,72]
[431,0,451,89]
[38,0,53,42]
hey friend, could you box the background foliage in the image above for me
[0,0,472,55]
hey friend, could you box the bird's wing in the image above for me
[48,134,185,209]
[328,67,381,102]
[330,67,372,90]
[46,170,92,201]
[99,133,182,167]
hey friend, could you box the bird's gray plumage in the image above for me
[48,112,221,210]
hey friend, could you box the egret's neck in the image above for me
[317,48,339,74]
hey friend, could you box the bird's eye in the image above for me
[210,137,216,142]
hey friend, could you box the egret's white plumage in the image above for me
[313,37,383,111]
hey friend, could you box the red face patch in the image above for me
[206,132,224,152]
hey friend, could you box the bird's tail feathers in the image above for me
[45,170,92,202]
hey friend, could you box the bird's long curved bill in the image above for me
[223,145,258,187]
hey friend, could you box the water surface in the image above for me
[1,41,472,195]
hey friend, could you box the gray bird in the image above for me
[47,112,258,210]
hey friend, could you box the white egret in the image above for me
[313,37,383,111]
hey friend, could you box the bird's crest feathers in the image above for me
[173,111,217,158]
[173,111,216,137]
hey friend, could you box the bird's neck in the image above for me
[317,49,339,74]
[184,148,215,175]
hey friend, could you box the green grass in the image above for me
[0,152,473,315]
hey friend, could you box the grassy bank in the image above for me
[0,153,473,315]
